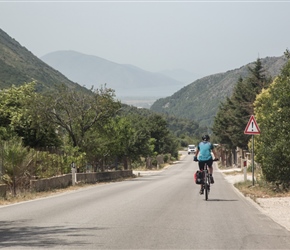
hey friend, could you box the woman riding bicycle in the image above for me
[194,134,218,195]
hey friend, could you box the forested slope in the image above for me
[0,28,85,92]
[150,56,287,127]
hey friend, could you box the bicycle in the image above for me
[195,159,218,201]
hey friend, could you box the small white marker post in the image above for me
[71,162,76,186]
[244,115,260,186]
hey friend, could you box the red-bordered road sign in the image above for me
[244,115,260,135]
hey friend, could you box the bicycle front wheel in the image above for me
[204,183,208,200]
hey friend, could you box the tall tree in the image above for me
[254,57,290,187]
[212,97,235,149]
[212,58,270,150]
[39,84,121,149]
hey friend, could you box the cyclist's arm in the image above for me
[195,145,200,158]
[194,149,199,161]
[212,148,218,160]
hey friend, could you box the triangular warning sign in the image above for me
[244,115,260,135]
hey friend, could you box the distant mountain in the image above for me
[150,56,288,128]
[1,27,287,133]
[157,68,202,84]
[0,29,84,92]
[41,51,186,98]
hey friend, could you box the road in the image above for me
[1,152,290,249]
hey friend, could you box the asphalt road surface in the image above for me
[1,152,290,249]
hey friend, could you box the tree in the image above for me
[0,137,34,195]
[212,58,271,150]
[39,84,121,149]
[254,57,290,187]
[212,98,235,148]
[145,114,169,154]
[110,115,154,169]
[0,83,37,138]
[0,82,60,147]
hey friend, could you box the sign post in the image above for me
[244,115,260,185]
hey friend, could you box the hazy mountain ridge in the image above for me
[41,50,186,98]
[150,56,288,127]
[0,27,287,130]
[0,29,84,92]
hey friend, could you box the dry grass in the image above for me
[234,178,290,201]
[219,164,290,201]
[0,183,94,206]
[0,179,135,206]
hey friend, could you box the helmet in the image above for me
[202,134,210,141]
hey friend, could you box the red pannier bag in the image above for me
[194,170,204,184]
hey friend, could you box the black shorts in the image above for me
[199,159,213,171]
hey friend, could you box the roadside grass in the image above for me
[234,181,289,201]
[0,183,93,206]
[219,164,290,201]
[0,190,60,206]
[234,175,290,201]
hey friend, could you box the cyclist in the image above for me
[194,134,218,195]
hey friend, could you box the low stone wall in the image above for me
[0,184,7,198]
[77,170,133,183]
[30,170,133,192]
[30,174,72,192]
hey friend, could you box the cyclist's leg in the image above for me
[199,161,205,171]
[208,166,213,175]
[199,161,205,194]
[206,159,213,174]
[207,159,214,184]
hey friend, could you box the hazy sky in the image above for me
[1,0,290,78]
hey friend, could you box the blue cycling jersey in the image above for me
[197,141,214,161]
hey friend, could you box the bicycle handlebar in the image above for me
[194,157,219,162]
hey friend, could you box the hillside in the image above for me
[157,68,201,84]
[0,28,84,92]
[41,50,186,98]
[0,28,204,137]
[1,27,287,136]
[150,56,288,128]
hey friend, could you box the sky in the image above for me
[0,0,290,79]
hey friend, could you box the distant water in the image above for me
[117,96,161,109]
